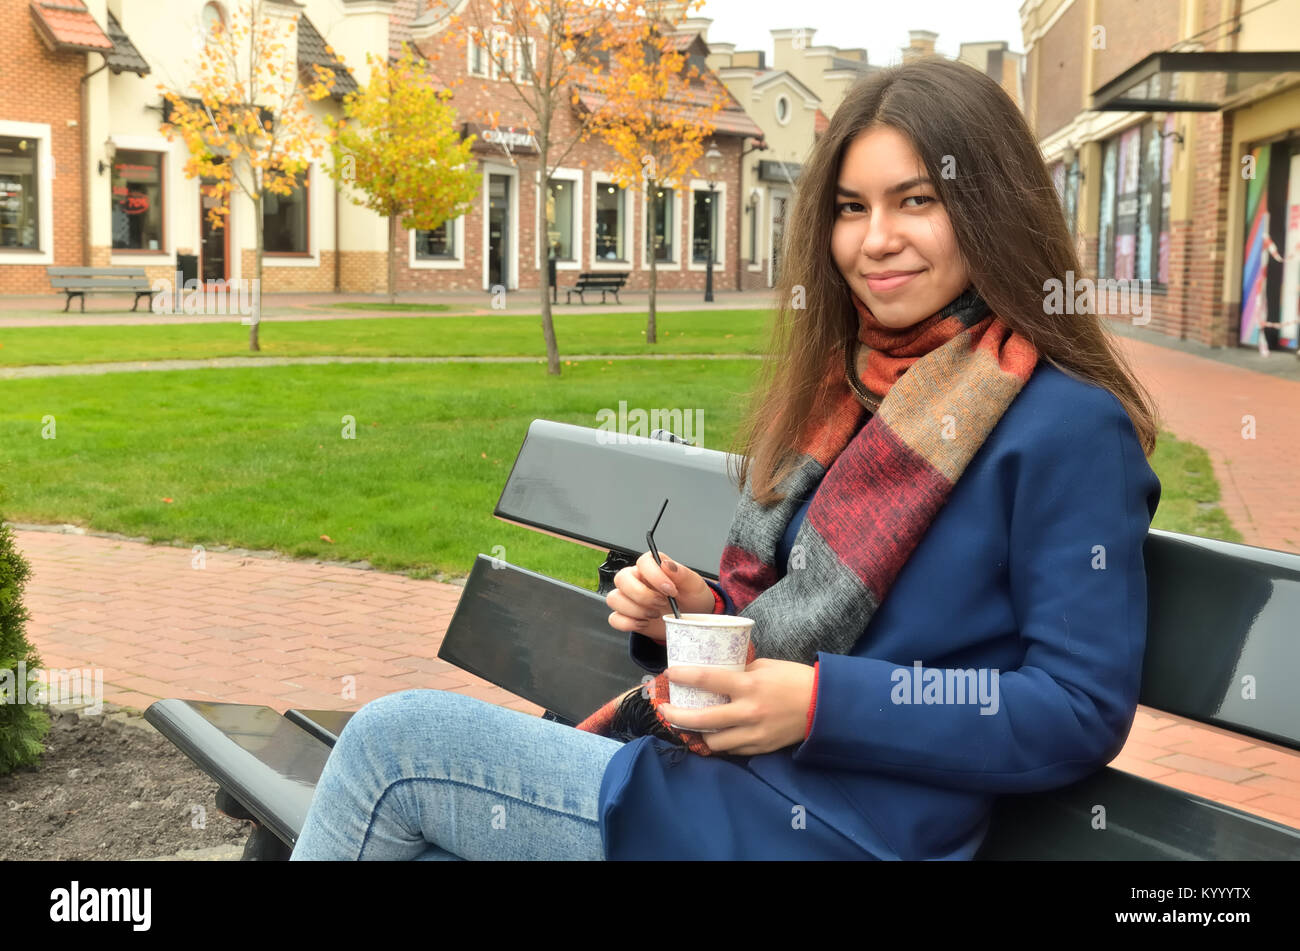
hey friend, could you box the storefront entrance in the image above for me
[487,173,510,289]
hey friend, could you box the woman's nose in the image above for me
[859,212,903,258]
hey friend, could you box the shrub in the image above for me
[0,518,50,775]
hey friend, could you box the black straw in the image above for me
[646,498,681,618]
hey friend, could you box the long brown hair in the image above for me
[730,55,1161,505]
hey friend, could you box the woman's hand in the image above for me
[605,550,715,643]
[660,659,816,756]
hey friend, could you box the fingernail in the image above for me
[663,558,677,572]
[661,581,678,597]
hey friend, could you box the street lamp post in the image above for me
[704,142,721,303]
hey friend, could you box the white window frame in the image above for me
[106,133,176,266]
[746,185,765,272]
[767,186,791,288]
[409,215,464,270]
[481,160,518,291]
[489,29,512,81]
[774,94,792,126]
[640,182,682,270]
[467,34,488,77]
[535,166,582,271]
[0,120,54,264]
[515,36,536,86]
[687,178,726,272]
[590,172,631,272]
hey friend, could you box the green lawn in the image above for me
[0,355,1238,588]
[0,310,774,367]
[1,359,761,590]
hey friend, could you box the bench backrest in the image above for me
[47,267,149,278]
[494,418,1300,753]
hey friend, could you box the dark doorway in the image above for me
[488,173,510,289]
[199,176,229,283]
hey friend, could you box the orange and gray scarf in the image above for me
[575,286,1039,755]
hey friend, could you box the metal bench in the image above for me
[144,418,1300,860]
[46,266,157,312]
[565,271,629,305]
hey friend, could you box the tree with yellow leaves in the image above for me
[160,0,339,351]
[323,48,481,305]
[578,0,726,342]
[448,0,644,376]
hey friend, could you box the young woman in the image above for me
[290,55,1162,861]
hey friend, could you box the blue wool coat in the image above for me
[596,361,1163,860]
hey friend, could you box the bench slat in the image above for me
[143,699,331,847]
[977,766,1300,859]
[495,419,738,578]
[438,555,645,724]
[49,280,152,289]
[46,267,149,277]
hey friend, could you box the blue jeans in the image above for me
[290,689,626,860]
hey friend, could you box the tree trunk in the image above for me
[538,141,560,375]
[388,213,398,306]
[646,180,658,344]
[251,193,262,352]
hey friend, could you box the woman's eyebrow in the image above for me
[835,176,934,197]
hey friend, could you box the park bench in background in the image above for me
[46,266,157,313]
[145,419,1300,860]
[565,272,629,305]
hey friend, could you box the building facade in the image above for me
[1023,0,1300,352]
[0,0,768,298]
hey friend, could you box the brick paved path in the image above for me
[12,520,1300,832]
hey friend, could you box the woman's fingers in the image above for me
[637,551,680,599]
[605,585,669,621]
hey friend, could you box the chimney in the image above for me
[902,29,939,64]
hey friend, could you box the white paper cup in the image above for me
[662,613,753,731]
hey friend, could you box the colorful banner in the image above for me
[1240,145,1271,347]
[1280,152,1300,349]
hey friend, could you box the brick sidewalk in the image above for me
[1108,326,1300,555]
[12,526,1300,832]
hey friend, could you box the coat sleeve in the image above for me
[791,390,1162,793]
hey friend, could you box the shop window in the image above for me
[0,135,40,250]
[111,150,164,251]
[546,178,574,260]
[415,219,455,258]
[648,186,674,262]
[263,168,309,254]
[595,182,625,261]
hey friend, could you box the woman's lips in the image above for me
[865,270,921,292]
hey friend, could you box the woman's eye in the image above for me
[835,202,864,215]
[903,195,934,208]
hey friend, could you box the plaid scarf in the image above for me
[574,285,1039,755]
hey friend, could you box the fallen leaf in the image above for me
[320,534,334,544]
[162,498,173,503]
[481,452,487,458]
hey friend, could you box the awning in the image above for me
[104,11,149,76]
[1090,50,1300,112]
[28,0,113,54]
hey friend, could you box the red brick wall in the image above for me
[0,20,86,293]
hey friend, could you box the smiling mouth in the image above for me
[864,270,922,292]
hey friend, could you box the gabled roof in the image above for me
[298,14,358,98]
[28,0,112,53]
[104,11,149,76]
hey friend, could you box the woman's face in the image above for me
[830,125,970,329]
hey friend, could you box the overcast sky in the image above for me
[695,0,1027,66]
